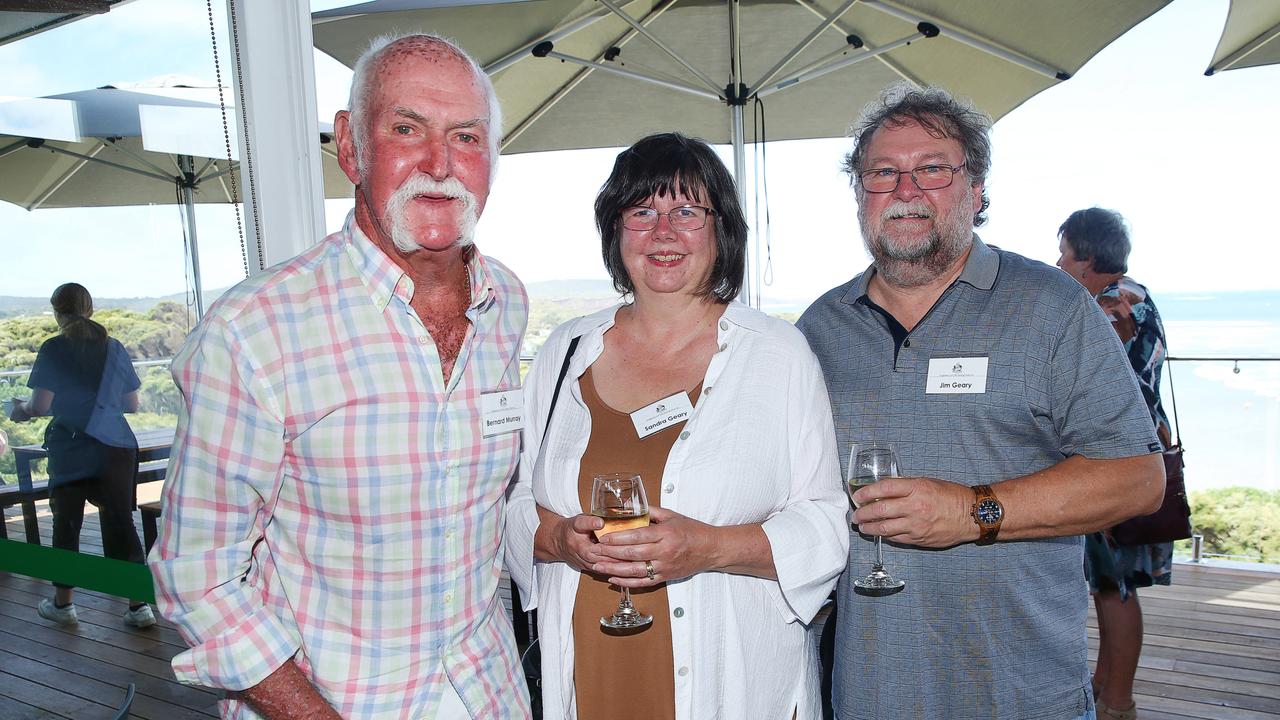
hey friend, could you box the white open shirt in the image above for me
[505,303,849,720]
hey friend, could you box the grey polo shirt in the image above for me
[798,238,1159,720]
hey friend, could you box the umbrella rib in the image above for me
[536,48,721,100]
[758,30,925,99]
[484,5,614,76]
[39,143,176,185]
[861,0,1070,80]
[788,0,926,87]
[1209,19,1280,74]
[597,0,723,94]
[104,138,185,180]
[0,138,31,159]
[503,0,687,150]
[28,141,105,211]
[751,0,861,92]
[202,161,239,182]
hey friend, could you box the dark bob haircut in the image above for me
[1058,207,1130,274]
[594,132,747,302]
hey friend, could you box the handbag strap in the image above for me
[545,335,581,434]
[1164,352,1182,448]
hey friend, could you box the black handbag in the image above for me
[1110,359,1192,546]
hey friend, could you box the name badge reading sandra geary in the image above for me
[630,391,695,440]
[480,389,523,437]
[925,357,989,394]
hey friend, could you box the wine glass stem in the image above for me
[621,587,634,608]
[874,536,885,568]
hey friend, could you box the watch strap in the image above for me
[971,483,1003,546]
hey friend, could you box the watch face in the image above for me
[976,499,1002,524]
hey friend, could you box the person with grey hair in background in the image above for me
[1058,207,1173,720]
[151,33,530,719]
[797,83,1166,719]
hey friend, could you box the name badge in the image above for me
[630,391,695,439]
[480,389,523,437]
[925,357,989,394]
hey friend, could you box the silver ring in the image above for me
[645,560,656,580]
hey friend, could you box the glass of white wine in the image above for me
[591,472,653,629]
[848,443,906,597]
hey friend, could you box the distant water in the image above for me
[767,289,1280,492]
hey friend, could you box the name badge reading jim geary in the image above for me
[925,357,989,394]
[480,388,523,437]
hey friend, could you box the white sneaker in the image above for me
[123,604,156,628]
[37,598,78,625]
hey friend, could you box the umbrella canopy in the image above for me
[0,81,352,210]
[0,79,353,316]
[314,0,1170,154]
[1205,0,1280,75]
[0,0,130,48]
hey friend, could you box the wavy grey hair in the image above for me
[843,83,993,226]
[346,33,503,179]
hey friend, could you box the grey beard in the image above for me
[858,200,974,288]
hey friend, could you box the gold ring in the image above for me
[645,560,656,580]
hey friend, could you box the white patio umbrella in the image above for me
[1204,0,1280,75]
[0,79,353,316]
[313,0,1169,298]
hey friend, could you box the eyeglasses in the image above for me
[858,162,968,194]
[620,205,714,231]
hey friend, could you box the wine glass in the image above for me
[848,443,906,597]
[590,473,653,629]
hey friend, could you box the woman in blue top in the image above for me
[8,283,155,628]
[1057,209,1173,720]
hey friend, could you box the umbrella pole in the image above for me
[731,103,754,307]
[178,155,206,319]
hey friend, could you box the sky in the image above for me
[1,0,1279,309]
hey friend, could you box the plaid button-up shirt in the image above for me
[152,212,530,719]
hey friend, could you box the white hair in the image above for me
[346,32,503,179]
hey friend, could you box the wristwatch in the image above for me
[970,484,1003,546]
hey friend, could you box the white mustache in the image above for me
[385,174,479,252]
[881,202,933,221]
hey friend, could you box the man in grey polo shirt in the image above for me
[797,83,1166,720]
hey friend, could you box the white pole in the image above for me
[227,0,326,271]
[178,155,206,318]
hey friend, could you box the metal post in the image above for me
[178,155,206,319]
[1191,534,1204,563]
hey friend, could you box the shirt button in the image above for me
[679,430,690,440]
[673,607,684,618]
[718,343,727,352]
[704,386,712,395]
[418,336,430,345]
[664,483,675,493]
[902,338,912,348]
[444,592,454,604]
[719,320,728,331]
[678,666,689,677]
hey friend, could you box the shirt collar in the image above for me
[840,234,999,305]
[341,210,497,313]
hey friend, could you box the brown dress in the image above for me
[571,367,701,720]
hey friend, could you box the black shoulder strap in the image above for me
[544,335,580,434]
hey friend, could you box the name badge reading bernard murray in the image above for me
[630,391,695,439]
[480,389,523,437]
[925,357,989,394]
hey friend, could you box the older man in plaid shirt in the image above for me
[151,34,530,720]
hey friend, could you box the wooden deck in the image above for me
[3,496,1278,719]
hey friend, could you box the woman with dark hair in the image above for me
[1058,208,1172,720]
[505,132,848,719]
[8,283,155,629]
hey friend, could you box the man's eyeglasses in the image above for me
[620,205,714,231]
[858,162,968,194]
